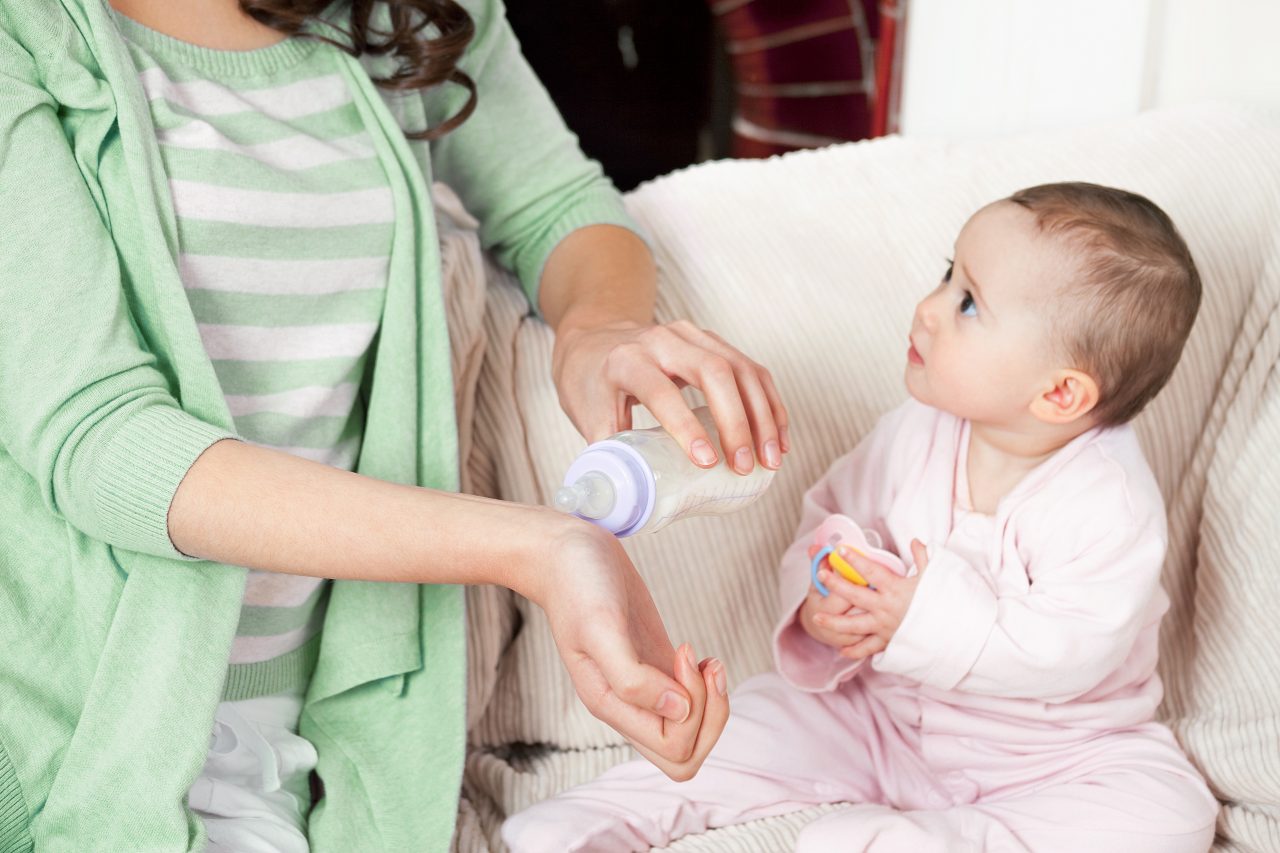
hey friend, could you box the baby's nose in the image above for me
[913,300,938,332]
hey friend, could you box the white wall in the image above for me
[1152,0,1280,109]
[898,0,1280,138]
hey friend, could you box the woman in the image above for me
[0,0,786,848]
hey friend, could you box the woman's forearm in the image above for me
[538,224,657,334]
[168,437,573,600]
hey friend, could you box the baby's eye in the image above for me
[943,259,954,283]
[959,291,978,317]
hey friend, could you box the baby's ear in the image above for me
[1030,368,1099,425]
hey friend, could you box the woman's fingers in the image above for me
[554,319,786,471]
[564,650,655,733]
[650,332,755,473]
[757,363,790,454]
[589,321,788,472]
[581,612,691,725]
[694,326,789,466]
[564,647,699,765]
[661,643,709,764]
[606,350,720,467]
[668,322,785,472]
[685,657,730,770]
[631,655,730,781]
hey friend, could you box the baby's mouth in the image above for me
[908,336,925,366]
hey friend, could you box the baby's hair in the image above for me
[1008,182,1201,427]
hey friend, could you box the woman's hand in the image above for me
[528,522,730,780]
[552,318,789,475]
[537,224,788,472]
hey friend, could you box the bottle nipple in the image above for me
[553,471,616,520]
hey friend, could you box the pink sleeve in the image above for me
[873,505,1166,703]
[772,402,923,692]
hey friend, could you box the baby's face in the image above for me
[905,201,1076,427]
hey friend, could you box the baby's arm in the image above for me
[873,504,1166,702]
[772,402,922,691]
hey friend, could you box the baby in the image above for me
[502,182,1220,852]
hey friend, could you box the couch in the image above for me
[438,103,1280,852]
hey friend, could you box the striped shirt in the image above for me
[116,14,392,700]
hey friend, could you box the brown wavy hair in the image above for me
[239,0,477,140]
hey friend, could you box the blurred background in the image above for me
[508,0,1280,191]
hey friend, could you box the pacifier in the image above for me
[809,513,906,597]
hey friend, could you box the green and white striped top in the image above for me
[116,14,391,700]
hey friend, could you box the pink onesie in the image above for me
[504,401,1219,852]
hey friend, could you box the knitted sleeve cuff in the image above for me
[93,405,237,560]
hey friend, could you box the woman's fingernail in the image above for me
[780,425,790,453]
[733,446,753,474]
[656,691,690,722]
[691,439,717,467]
[763,439,781,469]
[683,644,697,670]
[712,661,727,696]
[818,569,830,582]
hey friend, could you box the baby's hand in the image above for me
[831,540,929,660]
[799,584,865,648]
[798,543,868,648]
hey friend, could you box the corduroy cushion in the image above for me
[450,104,1280,852]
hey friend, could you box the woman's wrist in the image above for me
[509,513,620,608]
[553,306,649,338]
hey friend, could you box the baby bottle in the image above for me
[554,407,776,537]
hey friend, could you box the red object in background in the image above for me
[710,0,905,158]
[872,0,906,138]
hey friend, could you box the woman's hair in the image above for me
[240,0,477,140]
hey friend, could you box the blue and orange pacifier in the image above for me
[809,514,907,597]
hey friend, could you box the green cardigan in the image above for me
[0,0,635,849]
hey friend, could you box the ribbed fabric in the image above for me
[0,743,29,853]
[1163,215,1280,852]
[113,13,316,78]
[95,405,237,560]
[459,104,1280,851]
[222,633,325,702]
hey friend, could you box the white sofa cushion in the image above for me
[454,104,1280,851]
